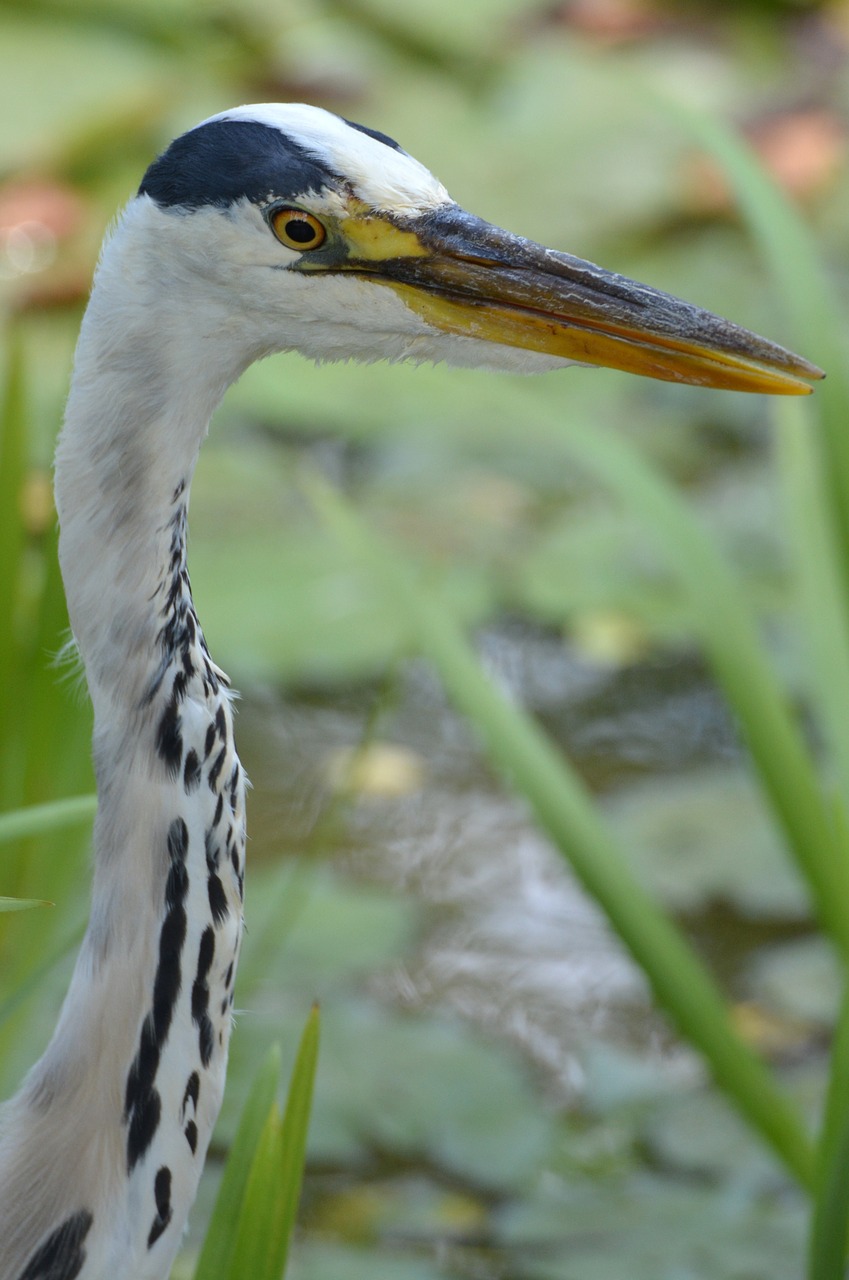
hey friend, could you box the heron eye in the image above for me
[270,208,326,251]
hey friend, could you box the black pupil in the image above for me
[285,218,317,244]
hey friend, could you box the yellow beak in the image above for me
[331,205,823,395]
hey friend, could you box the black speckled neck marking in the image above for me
[123,816,189,1174]
[139,118,339,210]
[19,1209,93,1280]
[146,1166,173,1249]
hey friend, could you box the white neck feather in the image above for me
[55,207,249,715]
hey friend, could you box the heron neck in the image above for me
[2,222,250,1277]
[55,288,238,716]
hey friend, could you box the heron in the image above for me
[0,102,821,1280]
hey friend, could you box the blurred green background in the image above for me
[1,0,848,1276]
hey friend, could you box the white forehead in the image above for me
[200,103,452,213]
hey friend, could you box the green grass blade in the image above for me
[226,1005,320,1280]
[674,101,849,829]
[675,106,841,359]
[0,796,97,847]
[19,519,90,808]
[193,1044,281,1280]
[0,897,51,912]
[0,328,26,615]
[227,1106,287,1280]
[674,105,849,590]
[0,328,28,788]
[307,474,814,1187]
[774,397,849,812]
[514,417,849,957]
[0,921,85,1030]
[194,1007,319,1280]
[809,983,849,1279]
[269,1003,320,1275]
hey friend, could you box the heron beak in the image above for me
[337,204,823,395]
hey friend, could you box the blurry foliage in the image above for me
[2,0,849,1277]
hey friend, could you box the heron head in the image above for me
[134,102,822,394]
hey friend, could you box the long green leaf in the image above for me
[809,982,849,1279]
[675,105,849,612]
[269,1003,320,1276]
[227,1105,287,1280]
[481,412,849,957]
[227,1005,320,1280]
[0,796,97,847]
[775,397,849,813]
[675,101,849,833]
[0,897,50,913]
[0,921,85,1030]
[0,329,27,794]
[194,1007,320,1280]
[307,473,814,1187]
[192,1045,281,1280]
[670,105,849,1266]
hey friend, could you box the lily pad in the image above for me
[308,1174,487,1243]
[517,498,689,640]
[288,1240,446,1280]
[745,936,841,1028]
[218,863,551,1189]
[500,1169,806,1280]
[604,767,809,919]
[296,1003,550,1188]
[641,1089,779,1187]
